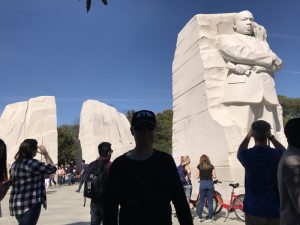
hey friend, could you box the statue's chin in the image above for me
[238,30,253,36]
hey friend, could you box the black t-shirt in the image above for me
[197,164,214,181]
[103,150,193,225]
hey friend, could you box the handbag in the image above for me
[0,181,11,201]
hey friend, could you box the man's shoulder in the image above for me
[153,149,173,159]
[110,152,130,166]
[282,147,300,167]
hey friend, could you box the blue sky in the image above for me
[0,0,299,125]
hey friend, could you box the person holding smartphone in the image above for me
[238,120,285,225]
[9,139,56,225]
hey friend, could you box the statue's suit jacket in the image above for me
[217,33,279,105]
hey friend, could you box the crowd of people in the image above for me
[0,111,299,225]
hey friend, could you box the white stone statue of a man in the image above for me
[217,10,283,137]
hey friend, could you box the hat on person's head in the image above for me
[131,110,156,128]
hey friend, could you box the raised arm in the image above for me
[217,35,273,67]
[30,145,56,174]
[38,145,55,165]
[269,135,286,150]
[238,129,252,152]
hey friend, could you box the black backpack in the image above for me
[83,159,108,205]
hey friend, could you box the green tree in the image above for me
[85,0,107,12]
[125,109,135,123]
[154,110,173,154]
[279,95,300,125]
[58,124,78,165]
[125,109,173,154]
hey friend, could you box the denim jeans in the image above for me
[197,180,214,219]
[58,176,63,186]
[183,184,192,204]
[15,203,42,225]
[67,174,73,185]
[90,201,103,225]
[77,175,86,192]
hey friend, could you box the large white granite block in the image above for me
[172,11,286,186]
[79,100,135,163]
[0,96,58,166]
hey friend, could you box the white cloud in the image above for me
[269,33,300,39]
[281,70,300,74]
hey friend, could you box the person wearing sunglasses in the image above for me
[103,110,193,225]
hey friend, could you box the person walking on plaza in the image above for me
[238,120,285,225]
[66,164,73,185]
[84,142,113,225]
[196,154,216,223]
[9,139,57,225]
[76,160,88,193]
[178,156,192,206]
[278,118,300,225]
[103,110,193,225]
[57,165,65,186]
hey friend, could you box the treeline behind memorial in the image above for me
[57,96,300,165]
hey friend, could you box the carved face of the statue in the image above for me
[234,11,254,36]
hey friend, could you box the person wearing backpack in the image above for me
[178,156,192,206]
[103,110,193,225]
[84,142,113,225]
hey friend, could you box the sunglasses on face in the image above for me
[134,123,156,132]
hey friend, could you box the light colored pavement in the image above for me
[0,184,244,225]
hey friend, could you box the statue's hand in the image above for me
[254,65,268,73]
[271,53,282,69]
[235,64,252,75]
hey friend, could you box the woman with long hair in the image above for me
[178,156,192,205]
[0,139,8,217]
[196,154,216,222]
[9,139,56,225]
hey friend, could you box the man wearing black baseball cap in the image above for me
[103,110,193,225]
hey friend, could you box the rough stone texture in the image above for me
[79,100,135,163]
[0,96,58,166]
[172,12,286,185]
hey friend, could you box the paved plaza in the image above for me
[0,184,243,225]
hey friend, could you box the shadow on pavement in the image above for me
[213,211,244,223]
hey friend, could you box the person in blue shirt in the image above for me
[237,120,285,225]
